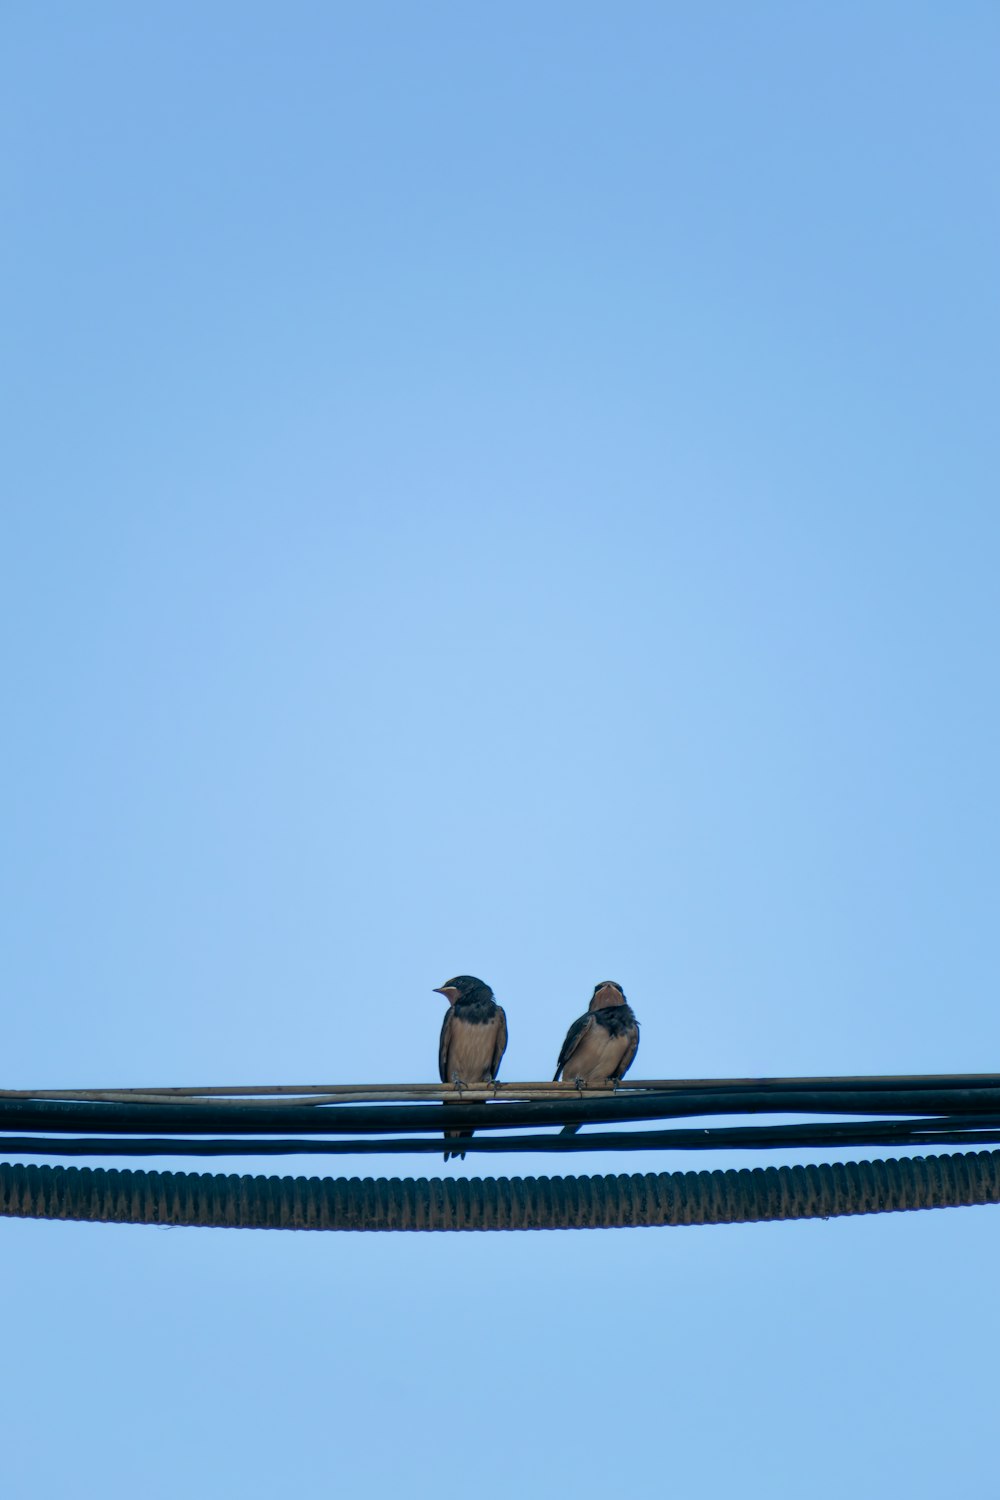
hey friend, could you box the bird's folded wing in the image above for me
[616,1023,640,1080]
[554,1012,595,1080]
[491,1007,508,1079]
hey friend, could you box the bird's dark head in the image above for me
[589,980,626,1010]
[433,975,493,1006]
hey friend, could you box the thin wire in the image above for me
[4,1072,1000,1104]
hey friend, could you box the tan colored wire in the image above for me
[3,1072,999,1106]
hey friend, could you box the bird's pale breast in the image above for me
[445,1015,502,1082]
[563,1025,632,1083]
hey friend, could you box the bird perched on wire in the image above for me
[554,981,639,1135]
[435,975,508,1161]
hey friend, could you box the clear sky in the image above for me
[3,4,999,1495]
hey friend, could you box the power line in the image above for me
[2,1150,998,1231]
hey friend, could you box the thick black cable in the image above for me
[6,1086,1000,1138]
[3,1150,999,1230]
[4,1114,1000,1157]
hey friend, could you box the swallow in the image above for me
[554,981,639,1134]
[435,975,508,1161]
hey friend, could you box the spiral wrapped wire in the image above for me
[2,1149,998,1231]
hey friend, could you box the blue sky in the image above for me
[3,4,999,1495]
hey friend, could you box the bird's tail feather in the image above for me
[555,1070,581,1135]
[443,1096,470,1161]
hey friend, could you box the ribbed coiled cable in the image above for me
[1,1149,998,1230]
